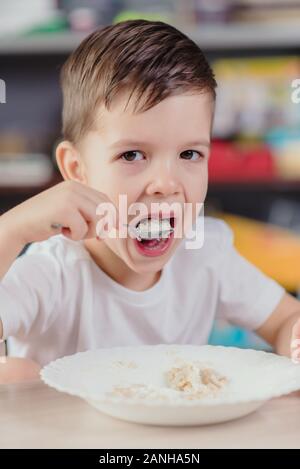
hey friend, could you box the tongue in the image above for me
[142,238,161,248]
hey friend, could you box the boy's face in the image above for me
[77,91,213,275]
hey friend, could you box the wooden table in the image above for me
[1,380,300,449]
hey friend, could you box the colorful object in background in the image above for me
[192,0,235,24]
[217,212,300,293]
[209,140,277,182]
[213,57,300,139]
[113,0,174,24]
[211,56,300,184]
[208,211,300,350]
[208,320,272,351]
[0,0,59,37]
[233,1,300,24]
[113,10,169,23]
[265,127,300,179]
[58,0,122,29]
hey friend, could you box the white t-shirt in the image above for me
[0,217,285,366]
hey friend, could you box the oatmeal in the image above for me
[111,360,138,369]
[106,360,228,402]
[165,361,228,399]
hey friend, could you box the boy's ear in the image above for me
[55,140,87,184]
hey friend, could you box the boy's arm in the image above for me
[0,180,118,341]
[255,292,300,358]
[0,213,26,280]
[0,214,26,340]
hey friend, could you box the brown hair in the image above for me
[61,19,217,143]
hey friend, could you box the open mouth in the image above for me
[133,216,175,256]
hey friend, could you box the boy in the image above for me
[1,20,300,381]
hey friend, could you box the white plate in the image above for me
[40,344,300,426]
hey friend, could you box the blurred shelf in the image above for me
[189,22,300,50]
[0,31,87,55]
[2,176,300,199]
[209,179,300,192]
[2,176,300,196]
[0,173,62,196]
[1,22,300,55]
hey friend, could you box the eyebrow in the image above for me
[109,139,211,149]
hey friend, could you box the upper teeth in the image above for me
[136,218,172,240]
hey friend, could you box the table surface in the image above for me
[1,380,300,449]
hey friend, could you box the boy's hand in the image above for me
[291,318,300,364]
[2,180,118,245]
[0,357,41,384]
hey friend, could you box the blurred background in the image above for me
[1,0,300,351]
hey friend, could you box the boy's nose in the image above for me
[145,161,182,197]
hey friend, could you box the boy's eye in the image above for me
[119,149,204,162]
[180,150,204,161]
[120,151,144,162]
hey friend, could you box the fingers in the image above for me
[76,193,118,240]
[291,318,300,364]
[70,182,119,231]
[61,210,89,241]
[61,193,116,241]
[51,181,119,241]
